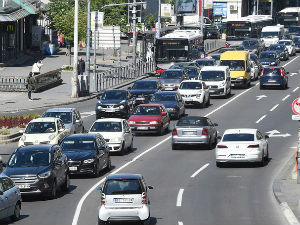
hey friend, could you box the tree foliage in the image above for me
[144,13,157,30]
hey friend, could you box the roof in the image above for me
[45,108,75,113]
[106,174,142,180]
[262,26,283,32]
[220,51,249,60]
[165,69,183,72]
[200,66,228,71]
[223,129,257,135]
[135,80,158,83]
[94,118,124,122]
[17,145,53,152]
[160,29,202,40]
[181,80,201,83]
[0,0,37,22]
[279,7,300,13]
[278,40,292,42]
[154,91,178,95]
[179,116,207,120]
[30,117,58,123]
[261,51,277,54]
[63,133,99,139]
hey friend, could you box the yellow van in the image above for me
[220,51,251,88]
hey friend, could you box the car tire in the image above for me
[206,96,210,106]
[260,85,264,90]
[128,138,133,151]
[49,180,57,199]
[182,108,186,117]
[10,202,21,221]
[81,127,85,133]
[200,97,206,108]
[264,147,269,162]
[98,218,106,225]
[96,113,101,120]
[158,126,164,136]
[216,162,223,167]
[92,162,100,178]
[120,142,126,156]
[105,157,111,171]
[258,154,265,167]
[172,144,179,150]
[208,138,213,150]
[61,174,70,192]
[143,217,150,225]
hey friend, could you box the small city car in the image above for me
[159,69,188,91]
[260,66,289,89]
[98,174,153,225]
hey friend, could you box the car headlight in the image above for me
[167,108,177,111]
[48,134,56,140]
[110,137,122,143]
[83,158,95,164]
[219,81,226,87]
[271,62,276,65]
[97,106,102,110]
[21,135,26,141]
[38,170,51,179]
[196,93,202,98]
[149,121,158,124]
[119,105,125,109]
[237,77,244,80]
[128,121,135,125]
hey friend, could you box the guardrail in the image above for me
[204,39,225,54]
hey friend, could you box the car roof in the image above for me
[63,133,99,139]
[30,117,58,122]
[181,80,202,83]
[223,129,257,135]
[261,51,277,54]
[165,69,183,72]
[104,89,127,93]
[17,145,53,152]
[279,40,292,42]
[94,118,124,122]
[154,91,177,95]
[135,80,158,83]
[195,58,215,61]
[179,116,207,120]
[44,108,74,113]
[264,66,281,69]
[106,174,142,180]
[137,104,162,107]
[200,66,228,71]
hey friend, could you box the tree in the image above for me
[144,13,157,30]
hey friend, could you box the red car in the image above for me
[128,104,170,135]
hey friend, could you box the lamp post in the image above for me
[71,0,79,98]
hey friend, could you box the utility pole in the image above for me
[72,0,79,98]
[132,0,137,74]
[157,0,161,38]
[200,0,204,36]
[93,11,98,93]
[86,0,91,86]
[270,0,273,17]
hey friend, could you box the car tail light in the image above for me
[142,192,147,204]
[217,145,228,148]
[202,128,208,136]
[260,68,264,77]
[101,193,106,205]
[280,68,284,77]
[172,128,178,136]
[247,144,259,148]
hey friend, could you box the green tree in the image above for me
[144,13,157,30]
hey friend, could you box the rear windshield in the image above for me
[262,68,280,75]
[161,71,182,79]
[177,118,208,126]
[196,60,214,66]
[103,179,144,195]
[222,133,254,142]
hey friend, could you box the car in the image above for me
[97,174,153,225]
[42,108,84,134]
[242,39,265,55]
[288,26,300,38]
[260,66,289,89]
[159,69,188,91]
[229,45,245,50]
[211,54,221,65]
[89,118,133,155]
[250,61,259,80]
[268,44,289,61]
[250,53,262,74]
[204,25,221,39]
[218,48,236,54]
[194,58,216,69]
[128,104,170,135]
[129,80,163,106]
[0,175,22,221]
[215,128,269,167]
[149,91,185,119]
[171,116,218,150]
[178,80,210,108]
[60,133,111,176]
[2,145,69,198]
[18,117,70,147]
[293,36,300,52]
[183,66,200,79]
[95,89,134,119]
[169,62,200,69]
[278,40,296,56]
[258,51,280,66]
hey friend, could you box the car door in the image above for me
[2,177,18,217]
[96,137,106,169]
[0,179,9,219]
[58,119,69,142]
[123,120,132,149]
[53,148,64,186]
[160,106,169,128]
[256,131,266,156]
[75,110,83,133]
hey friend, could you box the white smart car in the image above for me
[89,118,133,155]
[178,80,210,108]
[18,117,70,147]
[216,128,269,167]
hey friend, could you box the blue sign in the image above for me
[213,2,227,17]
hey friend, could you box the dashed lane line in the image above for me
[270,104,279,112]
[283,56,300,68]
[190,163,209,178]
[256,115,267,124]
[282,94,290,101]
[178,222,184,225]
[293,87,299,92]
[176,189,184,207]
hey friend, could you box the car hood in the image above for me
[89,131,123,139]
[22,133,55,143]
[179,89,202,95]
[202,80,225,86]
[130,89,157,95]
[64,150,96,161]
[259,58,275,62]
[98,99,125,105]
[3,166,50,176]
[160,79,182,84]
[129,115,162,122]
[151,101,178,108]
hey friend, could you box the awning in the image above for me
[0,0,37,22]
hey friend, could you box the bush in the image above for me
[0,113,41,129]
[0,128,10,135]
[61,65,73,71]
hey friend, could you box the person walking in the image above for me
[77,56,85,75]
[32,60,43,75]
[26,72,35,101]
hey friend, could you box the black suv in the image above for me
[2,145,69,199]
[204,25,220,39]
[96,89,133,119]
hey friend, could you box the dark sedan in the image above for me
[60,133,111,177]
[259,51,280,66]
[242,39,264,55]
[149,91,185,119]
[183,66,200,79]
[268,44,289,61]
[194,58,216,69]
[260,66,289,89]
[169,62,200,69]
[293,36,300,52]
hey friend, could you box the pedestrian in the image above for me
[32,60,43,75]
[26,72,35,101]
[225,41,230,48]
[77,56,85,75]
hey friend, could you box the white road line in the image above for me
[178,222,184,225]
[190,163,209,178]
[176,189,184,207]
[282,94,290,101]
[283,56,299,68]
[256,115,267,124]
[270,104,279,112]
[293,87,299,92]
[289,147,297,149]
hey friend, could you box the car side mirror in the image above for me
[96,186,102,191]
[127,87,131,90]
[265,135,269,139]
[217,136,222,140]
[148,186,153,190]
[213,123,218,126]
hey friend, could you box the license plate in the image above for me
[137,126,148,130]
[69,166,78,171]
[165,88,173,90]
[114,198,134,203]
[18,184,30,189]
[105,108,115,112]
[183,131,197,135]
[268,80,276,83]
[231,154,245,158]
[209,90,215,93]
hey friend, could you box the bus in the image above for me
[155,30,204,70]
[277,7,300,28]
[226,15,273,41]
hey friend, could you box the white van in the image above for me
[200,66,231,98]
[261,25,285,47]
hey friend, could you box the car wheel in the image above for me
[200,97,206,108]
[81,126,85,133]
[96,113,101,120]
[208,138,213,150]
[260,85,264,90]
[120,142,126,156]
[128,138,133,151]
[105,157,111,171]
[10,202,21,221]
[182,108,186,117]
[98,218,106,225]
[61,174,70,192]
[172,144,179,150]
[92,161,100,177]
[206,96,210,106]
[49,180,57,199]
[258,154,265,167]
[158,126,164,136]
[216,162,223,167]
[264,147,269,162]
[143,217,150,225]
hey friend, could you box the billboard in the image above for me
[204,0,213,8]
[213,2,227,17]
[91,11,104,30]
[161,4,174,17]
[176,0,197,14]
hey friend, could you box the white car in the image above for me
[89,118,133,155]
[278,40,296,56]
[18,117,70,147]
[216,128,269,167]
[250,61,259,81]
[178,80,210,108]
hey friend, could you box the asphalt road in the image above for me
[0,55,299,225]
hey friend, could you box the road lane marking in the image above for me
[290,73,298,77]
[270,104,279,112]
[227,175,242,178]
[282,95,290,101]
[190,163,209,178]
[256,115,267,124]
[293,87,299,92]
[81,111,96,118]
[283,56,299,68]
[178,222,184,225]
[176,189,184,207]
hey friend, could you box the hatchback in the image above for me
[260,66,289,89]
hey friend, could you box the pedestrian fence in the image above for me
[95,57,155,92]
[204,39,225,53]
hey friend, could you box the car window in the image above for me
[8,150,51,167]
[103,179,144,195]
[257,132,263,140]
[42,112,72,124]
[90,122,122,132]
[2,178,14,192]
[177,118,208,126]
[132,106,160,115]
[222,133,254,142]
[25,122,56,134]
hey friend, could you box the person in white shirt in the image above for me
[32,60,43,75]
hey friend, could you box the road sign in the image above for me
[292,98,300,115]
[292,115,300,120]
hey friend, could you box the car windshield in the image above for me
[161,71,182,79]
[169,63,192,69]
[269,45,284,51]
[101,91,126,100]
[25,122,56,134]
[8,150,51,168]
[42,112,72,124]
[278,41,291,46]
[103,179,143,195]
[260,53,276,59]
[222,133,254,142]
[150,93,177,102]
[201,71,225,81]
[184,67,198,78]
[179,82,202,90]
[196,60,214,67]
[177,118,208,126]
[220,60,245,71]
[294,37,300,43]
[90,122,122,132]
[132,82,157,90]
[132,106,160,115]
[61,138,96,151]
[243,40,258,47]
[261,32,279,38]
[289,27,300,33]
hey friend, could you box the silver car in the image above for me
[172,116,218,150]
[42,108,84,134]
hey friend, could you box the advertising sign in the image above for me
[213,2,227,17]
[204,0,213,8]
[176,0,197,14]
[161,4,174,17]
[91,11,104,30]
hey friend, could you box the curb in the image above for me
[273,154,300,225]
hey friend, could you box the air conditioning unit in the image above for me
[230,4,237,10]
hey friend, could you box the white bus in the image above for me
[277,7,300,28]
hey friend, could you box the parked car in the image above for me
[149,91,185,119]
[89,118,133,155]
[159,69,188,91]
[2,145,69,199]
[204,25,221,39]
[258,51,280,66]
[293,36,300,52]
[278,40,296,56]
[60,134,110,177]
[42,108,84,134]
[128,104,170,135]
[18,117,70,147]
[268,44,289,61]
[178,80,210,108]
[172,116,218,150]
[95,89,134,119]
[194,58,216,69]
[129,80,163,106]
[97,174,153,225]
[242,39,265,55]
[260,66,289,89]
[183,66,200,79]
[169,62,200,69]
[216,129,269,167]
